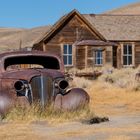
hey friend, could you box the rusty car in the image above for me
[0,51,89,115]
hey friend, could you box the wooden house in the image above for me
[33,9,140,70]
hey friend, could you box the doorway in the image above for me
[113,46,117,68]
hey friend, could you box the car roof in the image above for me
[0,50,60,60]
[0,50,64,73]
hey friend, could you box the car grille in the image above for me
[30,76,53,106]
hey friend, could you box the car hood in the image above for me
[1,69,64,81]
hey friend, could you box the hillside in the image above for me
[105,2,140,15]
[1,2,140,51]
[0,26,51,52]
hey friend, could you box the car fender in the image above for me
[54,88,90,110]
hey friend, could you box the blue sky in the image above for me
[0,0,140,28]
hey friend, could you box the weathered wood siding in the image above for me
[135,42,140,67]
[76,46,86,69]
[44,44,61,57]
[87,46,94,67]
[34,43,43,51]
[106,46,113,66]
[42,15,102,69]
[76,46,113,69]
[45,15,100,45]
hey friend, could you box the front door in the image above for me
[113,46,117,68]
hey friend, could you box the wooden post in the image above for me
[103,47,106,65]
[60,43,63,62]
[120,43,123,67]
[19,39,22,50]
[43,42,46,51]
[73,45,76,68]
[132,43,135,67]
[85,46,88,69]
[116,45,119,68]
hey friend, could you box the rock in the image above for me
[82,116,109,124]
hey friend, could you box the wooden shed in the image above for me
[33,10,117,70]
[33,9,140,69]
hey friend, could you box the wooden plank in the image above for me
[85,46,88,68]
[132,43,135,67]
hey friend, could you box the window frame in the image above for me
[95,50,103,65]
[63,44,73,66]
[123,44,133,66]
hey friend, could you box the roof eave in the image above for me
[33,9,106,48]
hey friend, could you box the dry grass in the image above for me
[5,103,94,124]
[88,82,140,116]
[1,68,140,140]
[105,2,140,15]
[72,67,140,116]
[4,67,140,122]
[67,64,113,74]
[0,26,51,51]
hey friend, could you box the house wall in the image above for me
[41,15,104,69]
[135,42,140,67]
[76,46,86,69]
[76,45,113,69]
[117,42,136,68]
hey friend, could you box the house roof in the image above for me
[74,40,118,46]
[34,6,140,46]
[84,14,140,41]
[33,10,106,46]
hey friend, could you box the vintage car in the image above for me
[0,51,89,115]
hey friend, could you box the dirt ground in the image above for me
[0,103,139,140]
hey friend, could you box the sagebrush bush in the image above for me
[98,68,140,91]
[71,77,93,89]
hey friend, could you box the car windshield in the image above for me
[4,55,60,71]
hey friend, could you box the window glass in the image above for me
[63,44,73,66]
[97,59,100,64]
[95,50,103,65]
[123,45,127,54]
[123,56,127,65]
[97,51,100,57]
[63,56,67,65]
[68,45,72,54]
[123,44,132,66]
[63,45,67,54]
[128,56,132,65]
[68,56,72,65]
[128,45,132,54]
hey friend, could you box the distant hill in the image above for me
[0,26,51,52]
[105,2,140,15]
[1,2,140,52]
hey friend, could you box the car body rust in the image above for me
[0,50,90,115]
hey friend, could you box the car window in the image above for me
[4,56,60,71]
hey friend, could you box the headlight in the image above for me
[14,80,28,92]
[55,79,69,91]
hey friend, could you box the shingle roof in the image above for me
[84,14,140,41]
[74,40,118,46]
[33,10,106,46]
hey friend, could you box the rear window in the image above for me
[4,56,60,70]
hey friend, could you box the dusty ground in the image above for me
[0,114,139,140]
[0,101,139,140]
